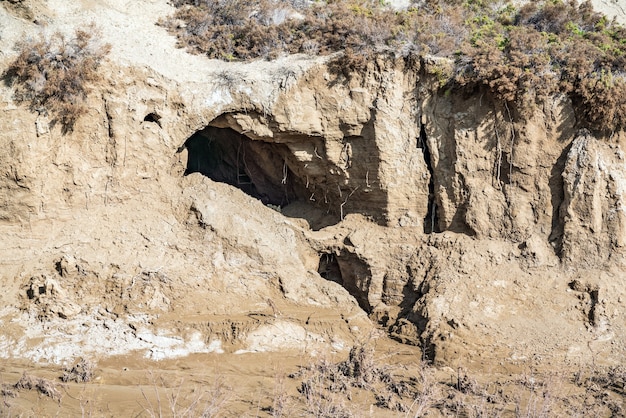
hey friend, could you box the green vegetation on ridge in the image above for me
[163,0,626,133]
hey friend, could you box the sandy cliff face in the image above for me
[203,60,429,228]
[1,0,626,373]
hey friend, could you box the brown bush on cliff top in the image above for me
[456,0,626,131]
[4,24,111,133]
[163,0,626,132]
[162,0,401,69]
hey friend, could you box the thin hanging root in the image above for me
[366,170,371,188]
[309,193,316,202]
[337,184,343,198]
[340,187,359,220]
[494,115,502,189]
[281,161,287,185]
[314,147,323,159]
[505,102,515,189]
[237,140,253,185]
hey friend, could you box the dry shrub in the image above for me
[294,356,354,417]
[4,24,111,133]
[587,365,626,394]
[291,343,416,415]
[306,2,399,73]
[455,0,626,132]
[266,373,293,418]
[404,360,441,417]
[164,0,626,130]
[140,371,231,418]
[1,384,17,399]
[575,72,626,132]
[14,372,62,401]
[61,358,96,383]
[162,0,299,60]
[163,0,401,68]
[338,344,387,389]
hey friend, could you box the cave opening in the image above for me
[317,251,372,313]
[317,253,343,285]
[418,123,440,234]
[182,126,307,207]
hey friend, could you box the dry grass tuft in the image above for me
[290,342,418,415]
[1,384,17,399]
[140,371,231,418]
[14,372,62,402]
[61,358,96,383]
[4,24,111,133]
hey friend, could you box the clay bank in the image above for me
[1,0,626,375]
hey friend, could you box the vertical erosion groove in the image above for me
[418,122,439,234]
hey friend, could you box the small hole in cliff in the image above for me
[317,251,373,313]
[144,113,162,128]
[318,253,343,285]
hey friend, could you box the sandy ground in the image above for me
[3,338,624,417]
[2,340,424,417]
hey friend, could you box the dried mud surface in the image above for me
[2,339,625,417]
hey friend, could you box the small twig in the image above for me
[104,178,111,205]
[266,298,282,318]
[340,187,359,220]
[237,141,253,185]
[126,276,136,292]
[281,161,288,185]
[494,113,503,189]
[504,102,515,190]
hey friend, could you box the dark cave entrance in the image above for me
[182,126,307,207]
[418,123,440,234]
[317,253,343,285]
[317,251,372,313]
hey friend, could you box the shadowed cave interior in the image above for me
[181,125,339,230]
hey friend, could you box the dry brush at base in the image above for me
[281,342,626,417]
[12,373,62,402]
[1,349,624,416]
[60,359,96,384]
[138,372,231,418]
[3,24,110,132]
